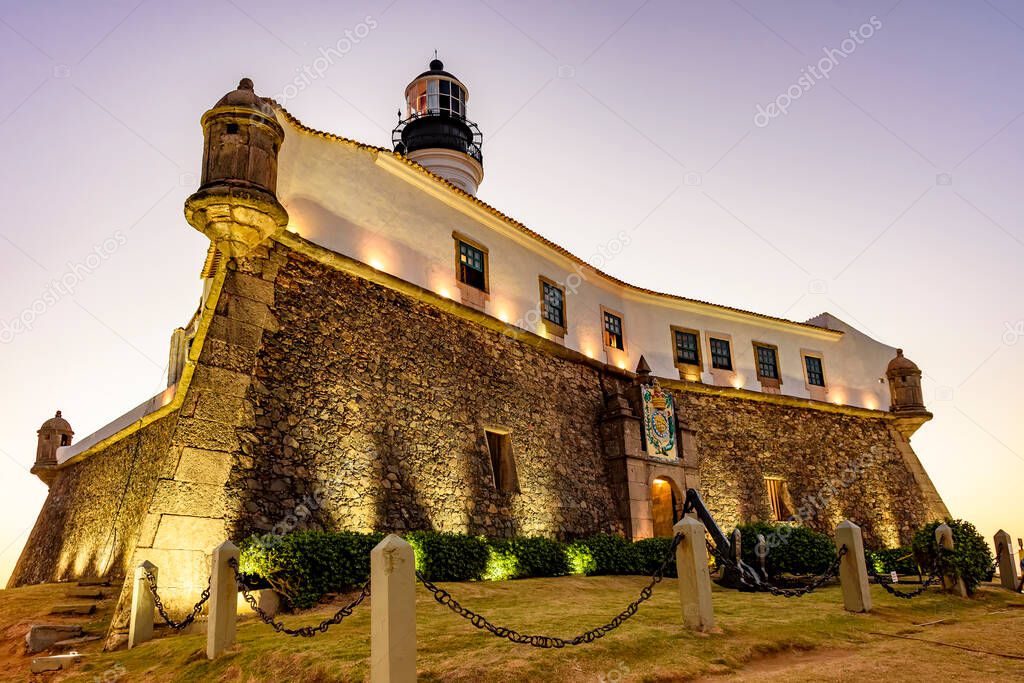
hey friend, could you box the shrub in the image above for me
[565,541,598,575]
[239,530,383,609]
[406,531,489,582]
[633,537,678,578]
[912,519,994,594]
[484,537,570,580]
[865,546,919,575]
[570,534,639,575]
[733,522,836,576]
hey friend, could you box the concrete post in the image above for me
[755,533,768,577]
[994,529,1018,591]
[207,541,239,660]
[935,523,967,597]
[835,521,871,613]
[128,561,157,648]
[674,516,716,632]
[371,534,416,683]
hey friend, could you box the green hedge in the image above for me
[633,537,678,578]
[865,547,919,575]
[732,522,836,576]
[485,536,570,580]
[912,519,994,594]
[238,530,383,609]
[406,531,490,582]
[239,530,684,608]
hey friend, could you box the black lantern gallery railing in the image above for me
[392,111,483,163]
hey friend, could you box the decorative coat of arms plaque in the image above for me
[641,379,676,456]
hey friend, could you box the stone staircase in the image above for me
[26,578,114,674]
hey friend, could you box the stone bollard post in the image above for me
[674,516,716,632]
[207,541,240,660]
[755,534,768,577]
[129,560,157,648]
[994,530,1018,591]
[835,521,871,613]
[935,523,967,597]
[371,534,416,683]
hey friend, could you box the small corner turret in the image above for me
[886,348,932,437]
[32,410,73,485]
[184,78,289,258]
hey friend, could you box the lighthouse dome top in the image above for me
[412,58,463,84]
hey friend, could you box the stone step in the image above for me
[76,578,110,587]
[48,604,96,616]
[66,588,105,599]
[25,624,84,654]
[52,634,102,651]
[31,653,82,674]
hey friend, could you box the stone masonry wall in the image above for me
[8,413,178,587]
[225,241,936,547]
[673,390,933,547]
[224,244,625,541]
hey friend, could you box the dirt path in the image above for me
[695,607,1024,681]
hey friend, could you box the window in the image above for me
[765,478,793,521]
[539,277,566,332]
[456,238,487,292]
[804,355,825,387]
[709,337,733,371]
[485,430,519,493]
[603,311,624,350]
[673,329,700,366]
[408,78,466,118]
[754,343,780,381]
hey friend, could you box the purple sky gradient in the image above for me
[1,0,1022,582]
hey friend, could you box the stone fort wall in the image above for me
[226,242,625,541]
[673,391,933,546]
[9,413,178,586]
[12,235,942,603]
[227,240,938,547]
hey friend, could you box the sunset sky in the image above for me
[1,0,1022,584]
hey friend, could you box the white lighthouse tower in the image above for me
[392,58,484,195]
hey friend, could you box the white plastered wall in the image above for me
[275,116,895,411]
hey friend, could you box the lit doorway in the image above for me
[651,477,681,537]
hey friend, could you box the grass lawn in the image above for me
[4,575,1024,682]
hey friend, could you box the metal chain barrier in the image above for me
[416,532,683,648]
[143,570,211,631]
[868,556,944,600]
[706,538,847,597]
[228,558,369,637]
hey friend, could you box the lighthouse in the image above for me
[392,58,484,195]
